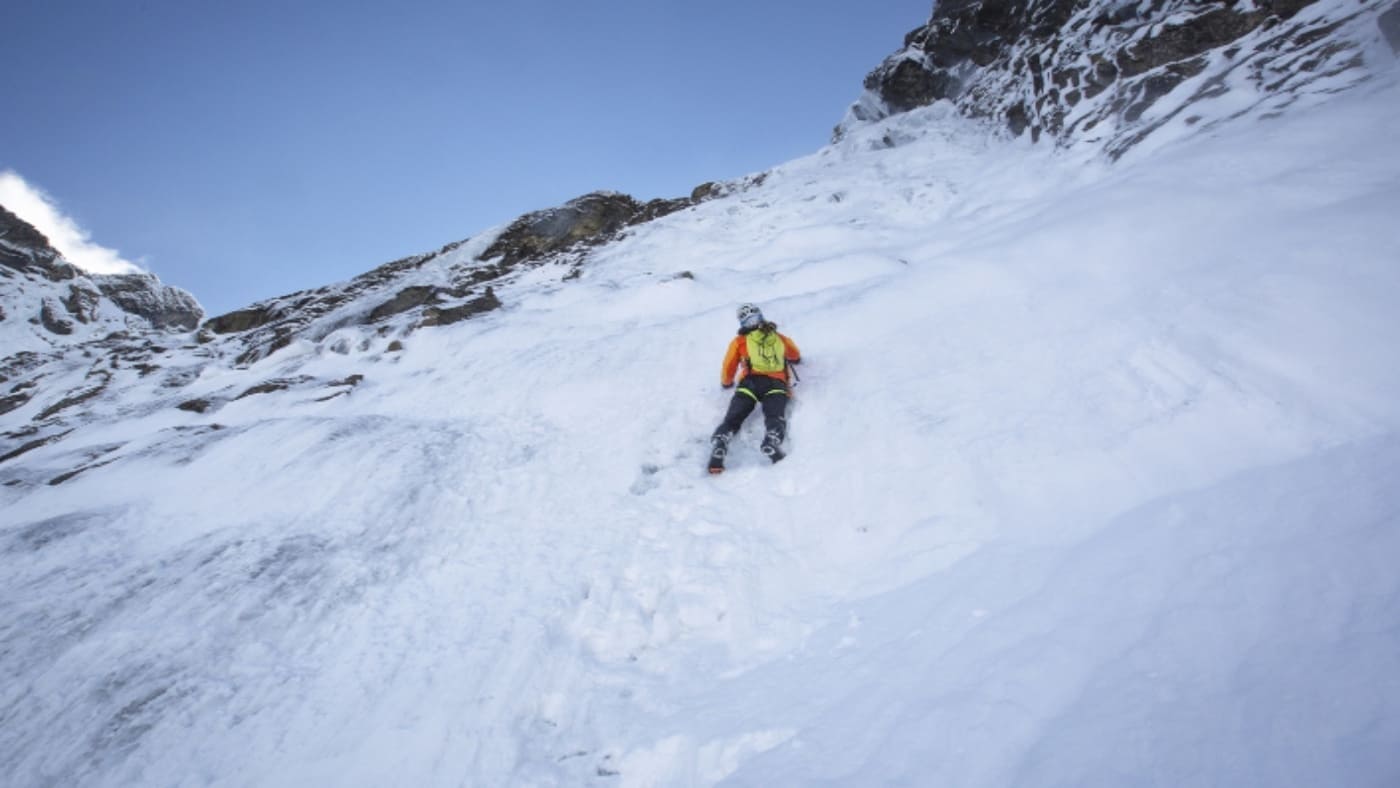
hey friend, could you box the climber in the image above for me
[708,303,801,473]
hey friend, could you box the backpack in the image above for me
[746,330,787,375]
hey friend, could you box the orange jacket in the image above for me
[721,329,801,386]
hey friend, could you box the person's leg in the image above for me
[712,386,758,449]
[709,387,757,471]
[759,384,790,461]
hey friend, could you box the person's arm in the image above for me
[782,334,802,364]
[720,337,743,387]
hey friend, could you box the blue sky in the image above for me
[1,1,931,315]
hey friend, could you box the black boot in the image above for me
[760,430,786,463]
[708,434,730,474]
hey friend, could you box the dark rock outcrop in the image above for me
[368,286,445,322]
[0,205,54,256]
[481,192,649,266]
[867,55,959,115]
[1,205,75,281]
[636,197,695,224]
[0,429,71,463]
[1,205,57,265]
[40,300,74,335]
[690,182,720,201]
[0,390,33,416]
[177,398,213,414]
[206,305,283,335]
[236,376,314,400]
[63,283,103,323]
[92,273,203,330]
[418,288,501,327]
[360,281,498,326]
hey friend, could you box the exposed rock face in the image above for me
[2,203,204,337]
[359,283,505,326]
[839,0,1391,158]
[206,305,282,335]
[418,288,501,327]
[39,300,74,335]
[480,191,688,266]
[63,283,103,324]
[368,285,446,323]
[92,273,204,330]
[176,398,212,414]
[0,205,53,254]
[1,205,74,281]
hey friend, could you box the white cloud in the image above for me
[0,169,143,275]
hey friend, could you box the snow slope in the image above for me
[3,71,1400,788]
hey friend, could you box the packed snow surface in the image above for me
[4,80,1400,785]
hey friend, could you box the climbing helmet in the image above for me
[737,302,763,329]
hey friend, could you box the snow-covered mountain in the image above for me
[3,2,1400,785]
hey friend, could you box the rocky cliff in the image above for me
[1,205,203,340]
[839,0,1398,158]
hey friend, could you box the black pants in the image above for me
[713,375,788,446]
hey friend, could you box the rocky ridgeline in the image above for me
[839,0,1400,157]
[195,189,714,366]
